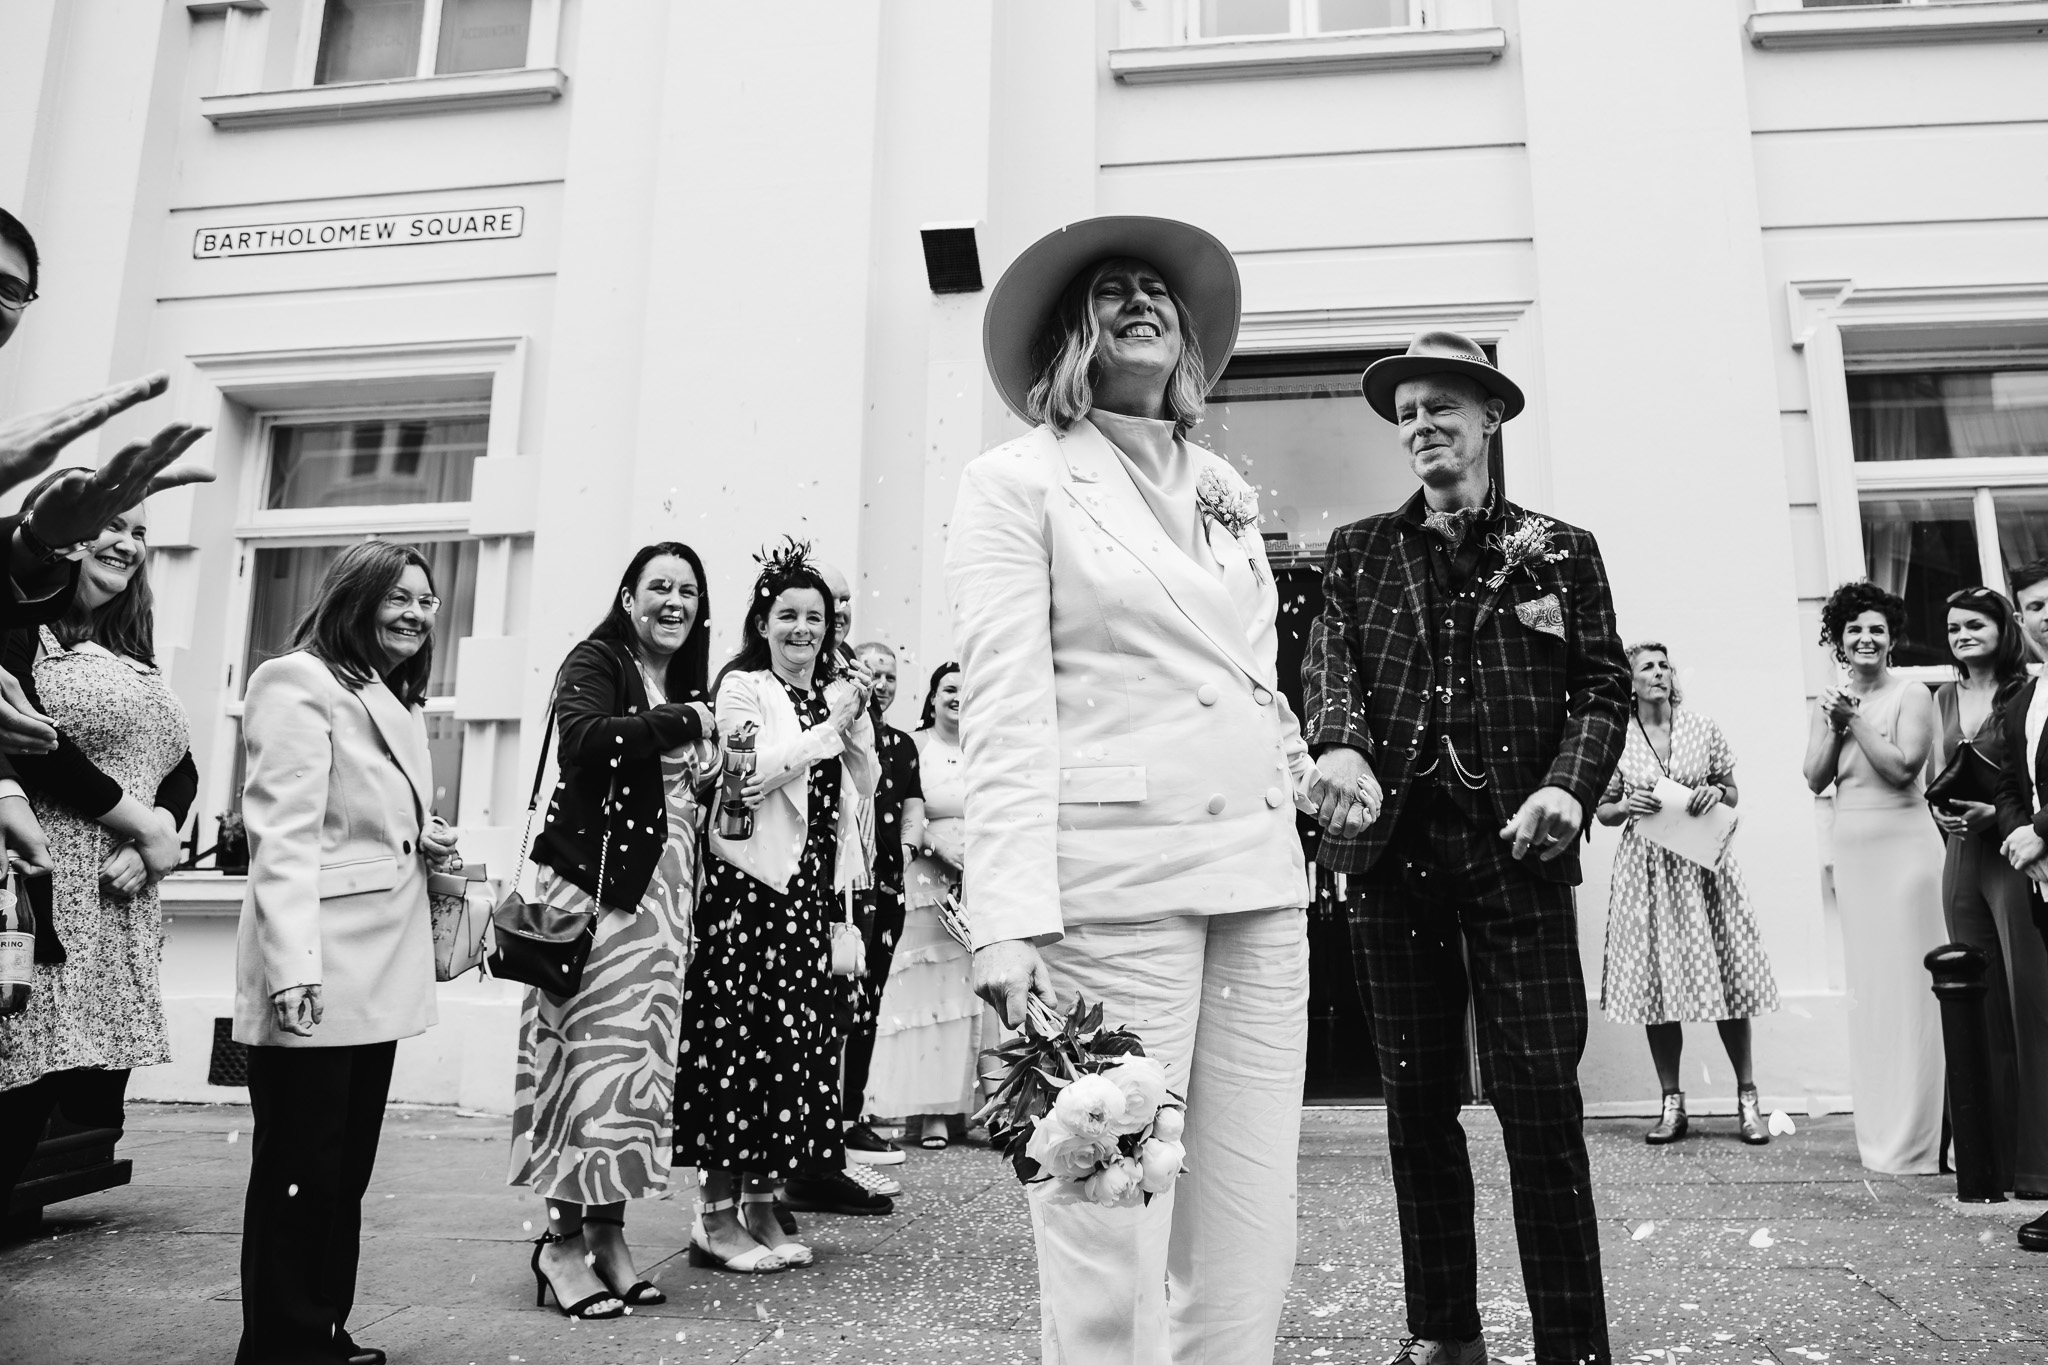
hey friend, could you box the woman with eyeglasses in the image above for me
[0,471,200,1222]
[1804,580,1947,1176]
[1929,586,2048,1197]
[231,540,457,1365]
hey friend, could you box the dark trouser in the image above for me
[1349,794,1609,1365]
[1942,831,2048,1192]
[0,1067,131,1208]
[842,885,905,1122]
[236,1041,397,1365]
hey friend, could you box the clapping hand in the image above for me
[1818,686,1859,735]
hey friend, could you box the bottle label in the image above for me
[0,931,31,987]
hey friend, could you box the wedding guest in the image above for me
[840,640,919,1170]
[1305,331,1629,1365]
[954,217,1317,1363]
[1929,586,2048,1199]
[232,541,455,1365]
[1595,642,1778,1146]
[1804,580,1946,1176]
[674,541,882,1274]
[866,662,979,1151]
[508,543,718,1319]
[0,480,199,1214]
[1993,562,2048,1251]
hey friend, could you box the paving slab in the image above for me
[2,1106,2045,1364]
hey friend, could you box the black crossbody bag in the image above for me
[486,703,610,997]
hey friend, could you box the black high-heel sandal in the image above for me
[529,1232,626,1319]
[582,1214,666,1304]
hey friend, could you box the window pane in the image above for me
[245,540,478,699]
[1994,488,2048,588]
[1848,368,2048,462]
[424,714,463,823]
[1317,0,1408,32]
[267,416,483,510]
[435,0,532,74]
[315,0,425,85]
[1201,0,1292,37]
[1859,495,1980,668]
[1190,351,1430,561]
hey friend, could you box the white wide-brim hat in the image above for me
[982,215,1242,423]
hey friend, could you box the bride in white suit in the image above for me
[948,216,1319,1365]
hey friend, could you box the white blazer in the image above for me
[708,668,879,895]
[945,420,1314,947]
[233,651,436,1048]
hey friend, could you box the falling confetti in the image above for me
[1631,1221,1655,1240]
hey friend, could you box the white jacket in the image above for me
[945,420,1313,947]
[708,667,879,895]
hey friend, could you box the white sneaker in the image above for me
[844,1161,902,1198]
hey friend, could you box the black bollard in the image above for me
[1925,943,2006,1204]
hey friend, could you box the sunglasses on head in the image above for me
[1946,587,2009,612]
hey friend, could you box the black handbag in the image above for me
[1925,739,2004,809]
[486,704,608,997]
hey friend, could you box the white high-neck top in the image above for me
[1084,408,1213,574]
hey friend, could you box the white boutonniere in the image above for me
[1485,514,1567,591]
[1196,466,1268,581]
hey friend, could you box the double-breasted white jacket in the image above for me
[945,418,1314,948]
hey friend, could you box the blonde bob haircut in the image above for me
[1024,257,1210,440]
[1625,640,1682,706]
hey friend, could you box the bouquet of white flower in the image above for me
[936,893,1187,1207]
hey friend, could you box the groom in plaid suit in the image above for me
[1303,333,1630,1365]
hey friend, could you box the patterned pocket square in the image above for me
[1515,593,1565,639]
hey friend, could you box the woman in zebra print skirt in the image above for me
[509,544,719,1318]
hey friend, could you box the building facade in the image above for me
[3,0,2044,1112]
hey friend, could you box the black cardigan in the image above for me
[530,639,707,911]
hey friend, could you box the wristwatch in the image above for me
[18,512,94,567]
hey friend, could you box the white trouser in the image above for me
[1030,907,1309,1365]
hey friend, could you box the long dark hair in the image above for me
[588,541,710,702]
[1945,585,2030,701]
[20,469,156,665]
[919,661,961,731]
[713,537,841,696]
[289,540,437,706]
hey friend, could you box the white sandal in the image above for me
[688,1197,790,1274]
[740,1191,814,1267]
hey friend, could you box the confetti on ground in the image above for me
[1632,1221,1656,1240]
[1768,1110,1797,1135]
[1748,1227,1775,1247]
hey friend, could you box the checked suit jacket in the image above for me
[1301,494,1631,885]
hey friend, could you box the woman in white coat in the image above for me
[232,540,456,1365]
[950,216,1318,1364]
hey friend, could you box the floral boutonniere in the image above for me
[1485,514,1567,591]
[1196,466,1264,577]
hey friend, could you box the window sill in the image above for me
[1107,29,1507,84]
[1747,1,2048,51]
[200,66,566,131]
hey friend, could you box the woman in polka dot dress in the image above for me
[1596,642,1779,1146]
[675,542,877,1273]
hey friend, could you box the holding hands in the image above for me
[1309,745,1381,835]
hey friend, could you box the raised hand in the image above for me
[28,421,215,547]
[0,372,173,497]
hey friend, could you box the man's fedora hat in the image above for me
[983,215,1241,424]
[1360,330,1525,424]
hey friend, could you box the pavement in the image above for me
[0,1104,2042,1365]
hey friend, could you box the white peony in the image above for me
[1102,1056,1170,1134]
[1052,1073,1128,1140]
[1025,1114,1119,1182]
[1137,1137,1186,1194]
[1150,1105,1185,1143]
[1082,1156,1145,1208]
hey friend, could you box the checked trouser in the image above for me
[1348,792,1611,1365]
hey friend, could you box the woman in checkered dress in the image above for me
[1597,642,1778,1146]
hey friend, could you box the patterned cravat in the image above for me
[1422,505,1479,551]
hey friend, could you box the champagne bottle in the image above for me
[0,864,32,1016]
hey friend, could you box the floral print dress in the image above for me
[0,631,190,1090]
